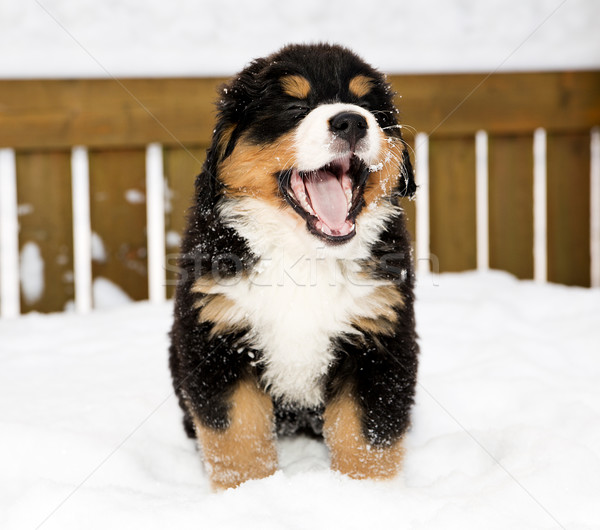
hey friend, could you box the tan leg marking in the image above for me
[323,387,404,480]
[193,379,278,490]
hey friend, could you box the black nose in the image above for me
[329,112,368,150]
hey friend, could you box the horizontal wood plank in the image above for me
[0,78,221,150]
[394,71,600,136]
[1,72,598,150]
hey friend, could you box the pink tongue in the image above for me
[304,170,349,231]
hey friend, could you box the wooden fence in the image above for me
[0,72,599,315]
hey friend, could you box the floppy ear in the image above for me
[398,145,417,198]
[193,121,232,211]
[206,56,271,167]
[193,70,256,210]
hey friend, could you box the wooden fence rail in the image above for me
[0,72,599,315]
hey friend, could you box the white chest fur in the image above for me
[214,198,398,407]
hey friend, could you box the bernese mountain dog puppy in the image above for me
[169,43,419,490]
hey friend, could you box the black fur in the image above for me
[169,43,418,452]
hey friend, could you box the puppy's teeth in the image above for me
[341,174,353,207]
[345,189,352,206]
[299,192,315,215]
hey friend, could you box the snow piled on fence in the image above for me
[0,0,599,78]
[1,271,599,529]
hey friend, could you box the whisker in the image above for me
[384,136,416,160]
[397,123,419,135]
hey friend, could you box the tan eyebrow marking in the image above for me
[280,75,311,99]
[349,75,375,98]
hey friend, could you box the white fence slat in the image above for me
[71,146,93,313]
[0,149,21,317]
[146,143,166,303]
[415,132,430,275]
[533,128,547,283]
[476,130,489,271]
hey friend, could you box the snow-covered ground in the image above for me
[1,271,599,529]
[1,0,599,78]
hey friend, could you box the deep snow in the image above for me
[1,271,599,529]
[1,0,599,78]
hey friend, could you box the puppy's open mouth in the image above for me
[281,155,369,244]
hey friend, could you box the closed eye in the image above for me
[287,104,309,112]
[286,103,310,120]
[357,100,372,111]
